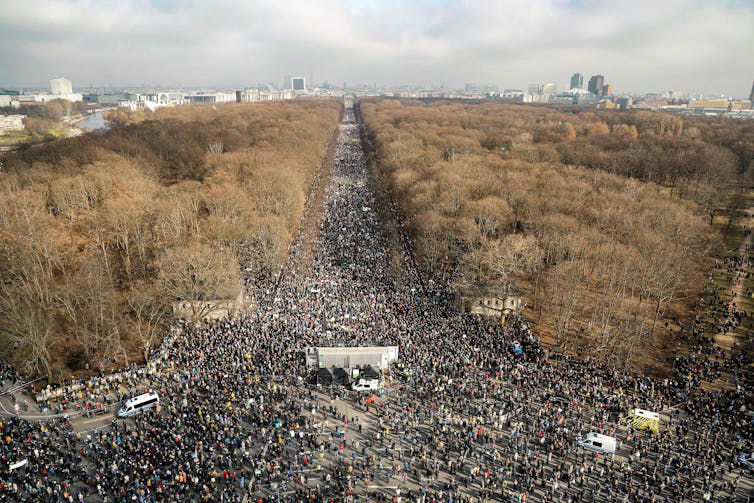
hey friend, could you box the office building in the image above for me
[616,97,633,110]
[688,99,729,109]
[730,100,751,110]
[602,84,612,97]
[527,83,540,95]
[570,73,583,90]
[283,75,292,90]
[588,75,604,96]
[83,92,138,105]
[548,88,599,106]
[157,93,185,106]
[292,77,306,91]
[749,80,754,108]
[498,89,527,101]
[183,92,235,103]
[548,94,575,105]
[18,92,82,103]
[50,77,73,95]
[465,83,480,94]
[238,89,293,102]
[464,83,485,95]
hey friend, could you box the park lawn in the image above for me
[0,130,30,146]
[48,126,68,138]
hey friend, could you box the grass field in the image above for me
[0,130,29,146]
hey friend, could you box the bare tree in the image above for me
[125,284,170,360]
[486,234,544,294]
[251,216,289,276]
[157,242,241,323]
[0,232,63,380]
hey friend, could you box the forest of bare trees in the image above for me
[0,100,341,380]
[360,99,752,371]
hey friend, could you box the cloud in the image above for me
[0,0,751,96]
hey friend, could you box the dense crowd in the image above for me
[0,105,752,502]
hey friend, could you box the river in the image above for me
[75,109,110,131]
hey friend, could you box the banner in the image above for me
[9,458,28,471]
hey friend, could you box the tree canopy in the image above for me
[0,100,341,380]
[359,99,745,371]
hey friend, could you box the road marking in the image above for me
[78,416,113,425]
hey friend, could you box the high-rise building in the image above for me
[527,83,540,94]
[292,77,306,91]
[588,75,604,96]
[749,80,754,107]
[283,75,292,90]
[541,83,557,96]
[50,77,73,95]
[602,84,612,97]
[465,83,482,94]
[484,83,500,94]
[570,73,583,90]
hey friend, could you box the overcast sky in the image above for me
[1,0,752,96]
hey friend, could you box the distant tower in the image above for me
[749,80,754,107]
[588,75,604,96]
[283,75,292,90]
[570,73,583,90]
[50,77,73,95]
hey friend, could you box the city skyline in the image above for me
[1,0,753,97]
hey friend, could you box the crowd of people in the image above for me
[0,104,752,502]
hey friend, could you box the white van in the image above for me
[577,432,616,454]
[117,391,160,418]
[351,378,380,392]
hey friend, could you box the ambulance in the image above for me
[625,408,660,433]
